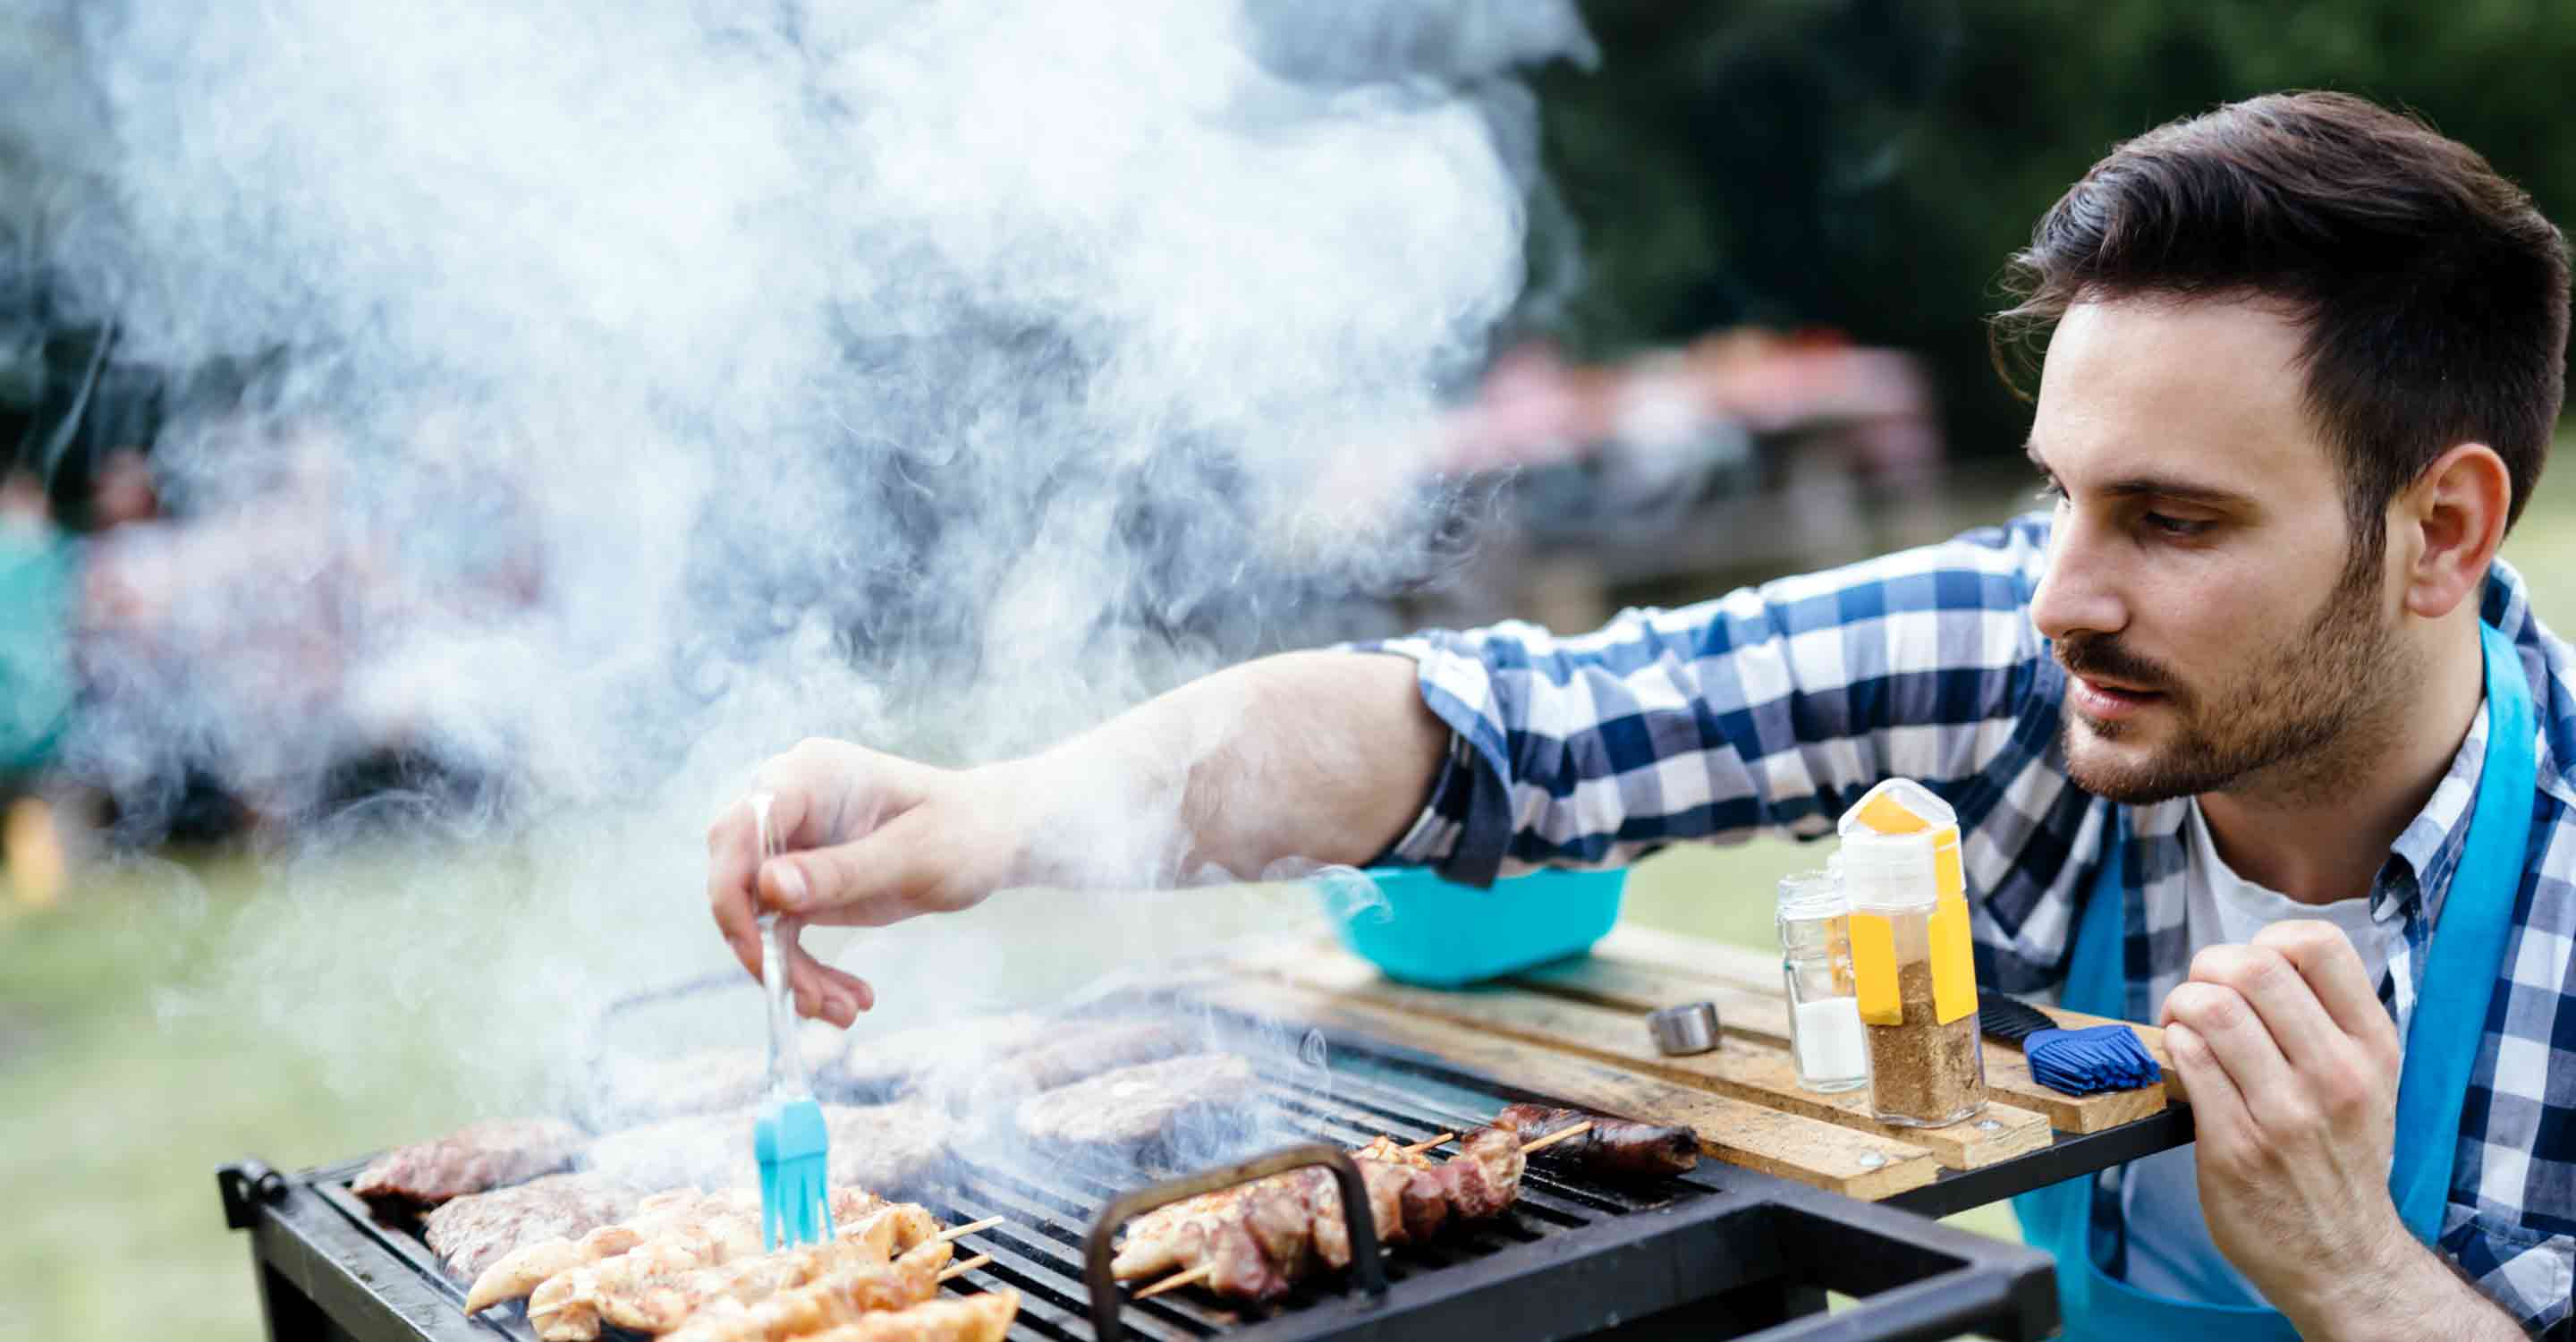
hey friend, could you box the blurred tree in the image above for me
[1528,0,2576,460]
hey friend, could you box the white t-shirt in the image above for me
[2115,798,2399,1306]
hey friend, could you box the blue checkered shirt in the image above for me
[1359,512,2576,1331]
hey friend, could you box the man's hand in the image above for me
[705,739,1030,1027]
[2158,922,2520,1339]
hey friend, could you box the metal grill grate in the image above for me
[911,1060,1698,1340]
[229,999,2063,1342]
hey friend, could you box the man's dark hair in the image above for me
[1993,90,2571,543]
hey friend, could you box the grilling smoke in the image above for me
[21,0,1592,1113]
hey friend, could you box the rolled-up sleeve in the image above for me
[1347,515,2055,887]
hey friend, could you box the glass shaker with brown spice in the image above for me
[1841,826,1987,1127]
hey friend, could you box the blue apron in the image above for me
[2012,621,2537,1339]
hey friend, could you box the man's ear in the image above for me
[2398,442,2512,620]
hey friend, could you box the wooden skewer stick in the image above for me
[936,1253,994,1284]
[1132,1263,1210,1301]
[1517,1120,1593,1156]
[936,1215,1005,1243]
[1400,1132,1456,1154]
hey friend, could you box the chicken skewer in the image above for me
[797,1291,1021,1342]
[469,1189,879,1314]
[659,1238,954,1342]
[1129,1122,1585,1302]
[545,1202,939,1338]
[524,1205,991,1338]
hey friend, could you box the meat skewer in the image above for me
[798,1291,1021,1342]
[1496,1104,1699,1179]
[658,1239,953,1342]
[521,1200,957,1338]
[1129,1123,1582,1302]
[1106,1132,1449,1282]
[467,1188,789,1313]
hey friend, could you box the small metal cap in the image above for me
[1648,1001,1721,1055]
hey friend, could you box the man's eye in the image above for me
[2034,480,2067,505]
[2144,513,2212,539]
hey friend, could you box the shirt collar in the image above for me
[2379,695,2487,922]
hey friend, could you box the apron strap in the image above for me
[2385,620,2538,1242]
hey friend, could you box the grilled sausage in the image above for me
[1496,1104,1699,1179]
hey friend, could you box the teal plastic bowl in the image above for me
[1315,865,1628,988]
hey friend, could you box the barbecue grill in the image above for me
[219,993,2061,1342]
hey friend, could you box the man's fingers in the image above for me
[708,779,837,977]
[2185,943,2345,1074]
[707,797,764,979]
[2251,921,2396,1061]
[759,810,972,926]
[2163,1021,2254,1154]
[2160,980,2306,1131]
[784,934,875,1027]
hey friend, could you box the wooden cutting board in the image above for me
[1232,944,2052,1168]
[1578,925,2188,1112]
[1197,975,1943,1202]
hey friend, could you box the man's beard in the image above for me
[2055,554,2411,805]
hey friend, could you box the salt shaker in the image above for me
[1776,870,1868,1093]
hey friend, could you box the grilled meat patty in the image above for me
[839,1014,1053,1099]
[597,1033,843,1127]
[352,1117,588,1217]
[583,1100,954,1194]
[936,1019,1191,1115]
[422,1170,639,1282]
[1013,1051,1256,1149]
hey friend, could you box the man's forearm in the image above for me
[1011,650,1449,883]
[2288,1236,2528,1342]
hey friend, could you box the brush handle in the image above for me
[1976,991,2059,1044]
[750,794,811,1102]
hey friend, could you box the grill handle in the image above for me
[1083,1142,1387,1342]
[218,1158,287,1230]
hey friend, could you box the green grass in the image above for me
[9,466,2576,1340]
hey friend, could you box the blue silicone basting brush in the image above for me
[1979,992,2164,1095]
[750,793,833,1251]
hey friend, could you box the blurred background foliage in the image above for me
[1524,0,2576,456]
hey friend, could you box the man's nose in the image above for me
[2030,516,2130,645]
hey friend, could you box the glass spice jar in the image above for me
[1776,870,1868,1093]
[1841,828,1987,1127]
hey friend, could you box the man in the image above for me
[708,93,2573,1337]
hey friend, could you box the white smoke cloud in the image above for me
[25,0,1589,1106]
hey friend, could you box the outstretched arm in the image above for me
[703,650,1445,1023]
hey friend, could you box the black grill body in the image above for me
[221,1009,2060,1342]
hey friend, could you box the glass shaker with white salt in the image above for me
[1777,869,1869,1093]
